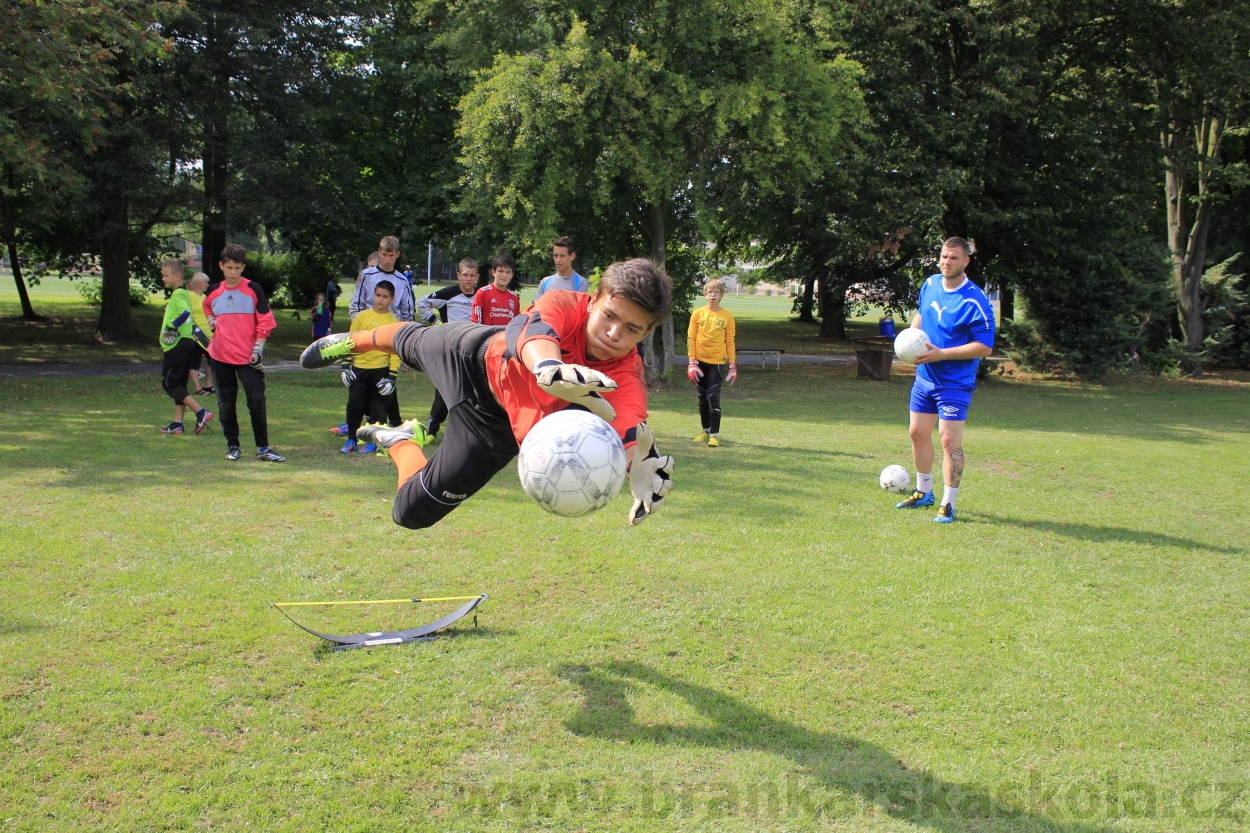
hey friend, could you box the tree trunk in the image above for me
[999,284,1014,320]
[7,238,38,320]
[795,275,816,322]
[646,200,673,386]
[96,188,134,341]
[1163,109,1226,373]
[203,12,231,280]
[817,277,847,339]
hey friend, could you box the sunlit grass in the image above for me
[1,361,1247,831]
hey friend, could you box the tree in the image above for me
[762,0,1171,378]
[162,0,362,278]
[1136,0,1250,367]
[0,0,157,322]
[252,1,468,265]
[455,0,863,380]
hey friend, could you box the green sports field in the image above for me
[1,280,1248,831]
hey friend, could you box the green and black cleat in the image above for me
[300,333,355,369]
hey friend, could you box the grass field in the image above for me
[1,338,1247,830]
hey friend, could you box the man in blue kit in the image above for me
[894,237,995,523]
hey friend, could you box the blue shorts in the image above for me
[909,376,973,422]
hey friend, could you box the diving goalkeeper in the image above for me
[302,258,675,529]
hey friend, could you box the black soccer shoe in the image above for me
[300,333,355,369]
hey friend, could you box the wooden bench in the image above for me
[736,347,785,371]
[850,336,896,380]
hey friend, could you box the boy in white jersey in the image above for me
[894,237,995,523]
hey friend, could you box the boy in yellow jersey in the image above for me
[341,281,401,453]
[686,279,736,447]
[187,272,214,395]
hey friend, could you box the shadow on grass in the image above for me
[0,614,45,636]
[969,513,1242,555]
[556,662,1108,832]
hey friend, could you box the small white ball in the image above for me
[879,464,910,493]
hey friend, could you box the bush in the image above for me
[1007,243,1172,381]
[274,250,338,310]
[1202,254,1250,369]
[75,278,152,308]
[239,250,339,309]
[242,252,289,303]
[998,318,1064,373]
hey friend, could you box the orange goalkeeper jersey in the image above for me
[484,291,648,449]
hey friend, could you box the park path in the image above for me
[0,352,864,379]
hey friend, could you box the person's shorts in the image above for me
[161,339,201,401]
[909,375,973,422]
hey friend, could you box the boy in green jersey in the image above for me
[158,259,213,435]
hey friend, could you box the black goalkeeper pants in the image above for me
[212,360,268,449]
[695,361,724,434]
[389,322,516,529]
[346,367,391,441]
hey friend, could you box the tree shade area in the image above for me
[1,0,1248,377]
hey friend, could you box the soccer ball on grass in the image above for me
[517,410,628,517]
[879,464,910,493]
[894,328,931,363]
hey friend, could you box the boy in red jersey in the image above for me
[205,243,285,462]
[301,258,674,528]
[471,254,521,326]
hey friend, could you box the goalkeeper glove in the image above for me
[249,342,264,369]
[627,422,674,526]
[376,374,395,397]
[191,325,210,349]
[726,363,738,385]
[340,362,356,387]
[160,328,179,346]
[532,359,617,422]
[686,360,703,383]
[206,316,216,332]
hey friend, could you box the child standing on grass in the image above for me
[470,254,521,326]
[158,259,213,436]
[311,292,333,339]
[205,243,284,462]
[187,272,214,396]
[686,279,737,448]
[417,257,481,439]
[340,280,400,454]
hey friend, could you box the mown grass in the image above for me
[1,355,1247,831]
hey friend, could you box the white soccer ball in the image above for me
[517,410,628,517]
[879,464,910,493]
[894,328,931,363]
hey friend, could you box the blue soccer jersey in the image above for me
[915,274,995,389]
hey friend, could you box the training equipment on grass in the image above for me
[879,464,910,493]
[894,328,931,363]
[273,594,487,650]
[517,410,627,517]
